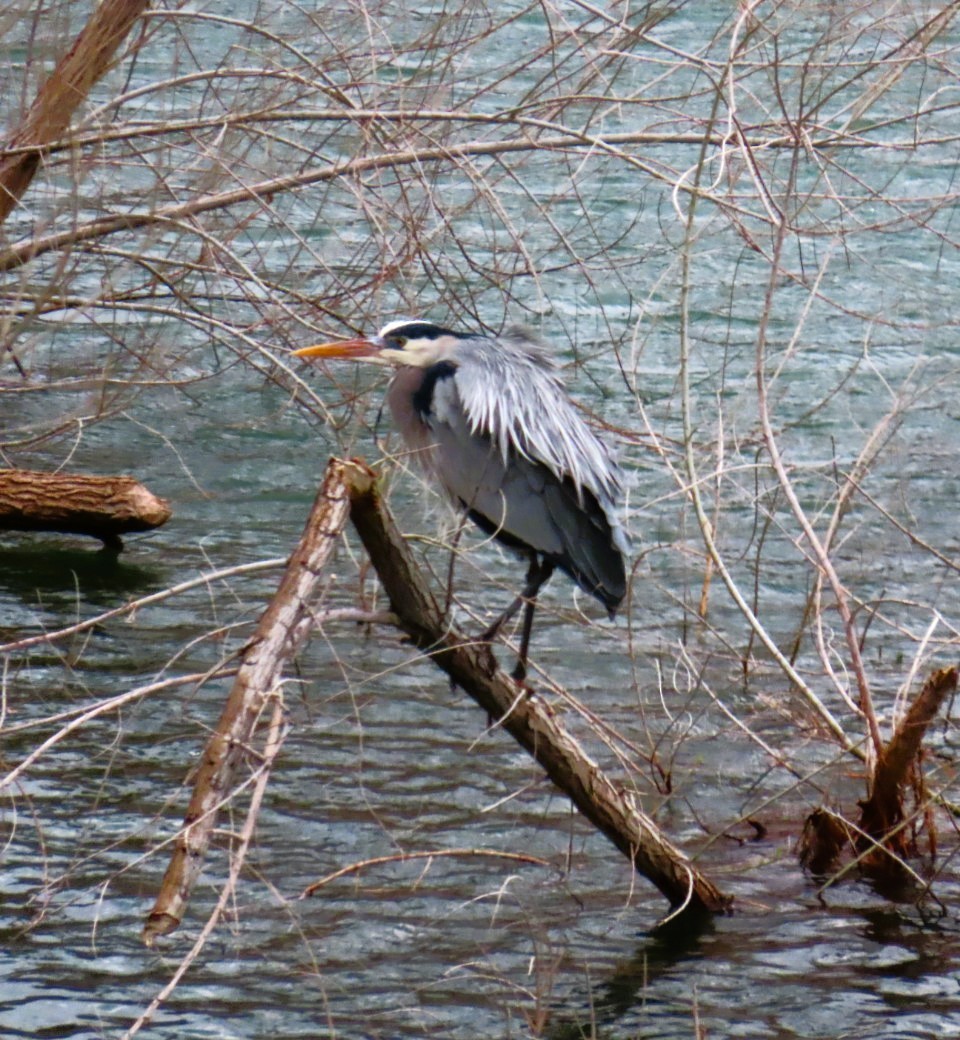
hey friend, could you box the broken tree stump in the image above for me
[858,665,957,859]
[800,666,957,879]
[0,468,171,549]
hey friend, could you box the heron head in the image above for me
[293,319,464,368]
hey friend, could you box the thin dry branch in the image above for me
[0,670,237,794]
[753,216,883,759]
[341,458,731,918]
[0,123,748,276]
[302,848,551,895]
[125,696,288,1040]
[673,116,858,757]
[0,0,149,223]
[141,463,350,944]
[0,558,286,655]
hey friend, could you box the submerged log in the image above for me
[0,469,171,549]
[342,458,731,919]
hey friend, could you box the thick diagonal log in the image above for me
[0,0,149,223]
[341,458,731,918]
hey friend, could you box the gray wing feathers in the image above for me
[541,480,626,609]
[428,382,627,610]
[451,328,625,510]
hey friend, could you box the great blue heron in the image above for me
[294,319,629,680]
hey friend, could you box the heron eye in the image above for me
[387,335,407,349]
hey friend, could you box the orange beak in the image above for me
[293,337,383,360]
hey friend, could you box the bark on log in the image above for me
[0,469,171,548]
[141,463,351,945]
[0,0,150,224]
[341,458,731,919]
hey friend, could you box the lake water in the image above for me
[2,2,960,1037]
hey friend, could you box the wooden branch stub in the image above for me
[0,469,171,548]
[341,458,731,918]
[798,808,853,876]
[141,462,352,945]
[802,666,958,878]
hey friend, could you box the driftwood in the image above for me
[0,0,149,224]
[142,463,352,945]
[342,459,731,918]
[0,469,170,549]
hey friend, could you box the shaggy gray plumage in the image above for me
[383,321,629,615]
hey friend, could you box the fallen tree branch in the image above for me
[141,462,350,944]
[144,457,729,940]
[341,458,731,918]
[0,468,171,548]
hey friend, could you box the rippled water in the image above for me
[4,2,960,1038]
[3,393,960,1038]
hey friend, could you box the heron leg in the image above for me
[512,558,555,681]
[481,555,555,681]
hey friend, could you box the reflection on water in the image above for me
[0,541,163,604]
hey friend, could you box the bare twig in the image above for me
[0,670,236,794]
[302,848,551,896]
[674,71,857,756]
[124,696,288,1038]
[0,559,287,655]
[0,126,752,276]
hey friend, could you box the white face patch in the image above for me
[375,320,463,368]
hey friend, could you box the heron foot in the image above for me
[510,670,534,694]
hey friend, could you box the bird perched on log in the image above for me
[294,319,629,680]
